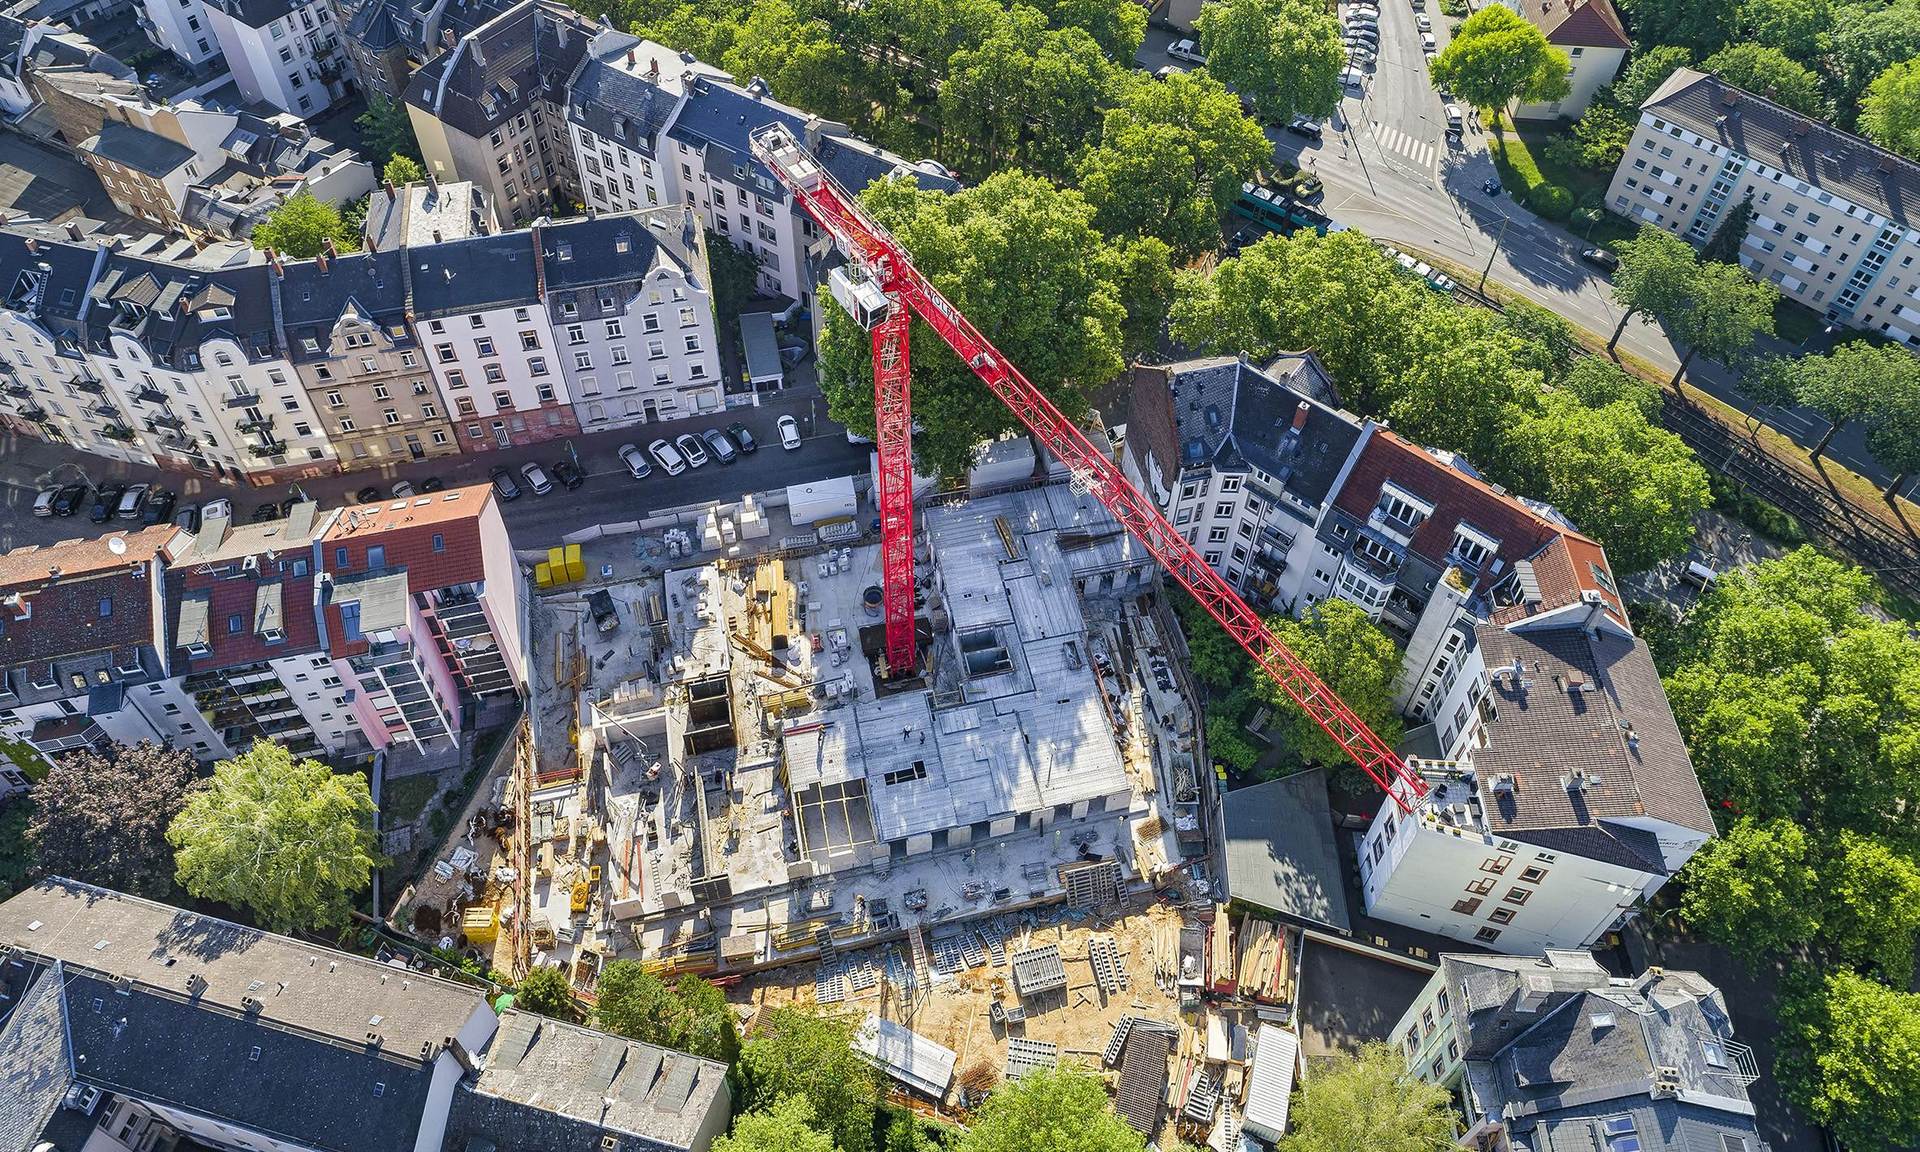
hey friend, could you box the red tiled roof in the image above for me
[169,575,323,670]
[0,527,174,668]
[322,485,494,593]
[1512,0,1630,49]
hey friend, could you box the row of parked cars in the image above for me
[488,415,803,500]
[30,482,226,530]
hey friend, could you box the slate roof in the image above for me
[538,209,699,291]
[409,230,540,317]
[564,33,680,156]
[447,1011,729,1152]
[202,0,298,29]
[86,255,276,369]
[404,0,592,140]
[277,249,411,361]
[0,957,73,1152]
[82,119,195,177]
[1473,625,1714,855]
[1222,769,1352,931]
[1644,66,1920,230]
[1509,0,1629,48]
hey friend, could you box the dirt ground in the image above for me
[728,897,1191,1108]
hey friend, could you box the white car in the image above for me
[1345,5,1380,18]
[521,463,555,495]
[32,487,57,516]
[778,414,802,451]
[201,497,233,521]
[674,432,710,468]
[1345,11,1378,25]
[1416,12,1431,29]
[1420,30,1436,50]
[617,442,653,479]
[1167,38,1207,64]
[1340,66,1365,88]
[648,438,687,475]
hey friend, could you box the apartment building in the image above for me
[1608,67,1920,342]
[0,232,154,464]
[277,246,464,465]
[564,33,724,218]
[361,175,496,251]
[331,0,514,102]
[198,0,349,115]
[413,230,577,451]
[0,13,130,117]
[1393,951,1768,1152]
[541,207,722,431]
[0,526,223,765]
[85,251,340,481]
[134,0,220,67]
[1128,355,1715,952]
[404,0,590,226]
[0,879,732,1152]
[1501,0,1628,119]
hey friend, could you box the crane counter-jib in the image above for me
[747,122,1428,813]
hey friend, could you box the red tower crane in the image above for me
[750,126,1429,813]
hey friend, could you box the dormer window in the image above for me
[1375,483,1431,533]
[1451,524,1499,571]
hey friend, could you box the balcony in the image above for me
[75,377,105,395]
[148,413,184,432]
[224,391,261,410]
[101,424,136,442]
[3,383,28,399]
[236,416,275,436]
[134,385,169,405]
[248,440,287,458]
[87,401,119,420]
[17,405,48,421]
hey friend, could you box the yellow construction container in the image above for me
[534,561,554,587]
[564,543,585,582]
[570,878,591,913]
[547,546,568,582]
[461,906,498,945]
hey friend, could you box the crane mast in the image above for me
[750,126,1428,813]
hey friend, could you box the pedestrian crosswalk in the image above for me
[1373,124,1436,169]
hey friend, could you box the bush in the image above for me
[1529,184,1574,220]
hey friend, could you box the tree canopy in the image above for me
[1429,4,1571,112]
[167,741,381,932]
[1862,58,1920,160]
[356,95,422,167]
[956,1066,1144,1152]
[594,965,740,1063]
[1278,1042,1455,1152]
[1738,0,1829,64]
[1605,225,1700,351]
[737,1007,881,1152]
[716,1096,837,1152]
[1768,341,1920,459]
[1677,817,1822,957]
[1267,601,1405,788]
[1608,45,1692,109]
[513,966,578,1021]
[818,172,1162,481]
[1701,44,1828,117]
[253,192,359,258]
[27,741,198,898]
[382,155,425,186]
[1619,0,1737,57]
[1662,260,1778,389]
[1195,0,1346,121]
[1778,969,1920,1152]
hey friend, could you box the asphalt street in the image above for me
[0,389,874,552]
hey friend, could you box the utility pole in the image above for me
[1478,214,1511,295]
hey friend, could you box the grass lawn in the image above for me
[1772,296,1830,345]
[1489,117,1640,248]
[0,735,49,782]
[381,773,440,826]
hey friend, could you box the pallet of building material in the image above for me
[1183,1068,1219,1125]
[1104,1015,1138,1067]
[931,935,965,974]
[772,918,832,952]
[1235,915,1289,1002]
[815,966,848,1006]
[983,929,1007,966]
[1005,1037,1059,1082]
[1088,934,1126,996]
[961,934,988,969]
[848,957,879,993]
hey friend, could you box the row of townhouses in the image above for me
[1394,950,1770,1152]
[0,203,720,478]
[0,877,731,1152]
[1608,66,1920,347]
[1125,355,1716,956]
[0,482,523,771]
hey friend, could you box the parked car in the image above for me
[200,498,233,522]
[1415,12,1431,29]
[618,443,654,479]
[648,438,688,476]
[552,460,586,490]
[674,432,710,468]
[52,484,86,516]
[702,427,739,464]
[116,483,150,519]
[728,421,758,454]
[420,476,445,493]
[249,503,279,522]
[1285,117,1324,140]
[1167,37,1206,63]
[1345,14,1378,29]
[778,414,802,451]
[31,487,57,516]
[88,482,125,523]
[1581,247,1620,272]
[391,479,416,498]
[1420,30,1436,51]
[140,489,177,525]
[173,504,201,533]
[1340,65,1365,88]
[1154,64,1186,80]
[520,462,555,495]
[354,485,383,504]
[1445,104,1464,135]
[489,466,521,501]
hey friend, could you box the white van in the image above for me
[648,438,688,476]
[1445,104,1464,133]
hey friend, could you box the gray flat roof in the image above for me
[739,310,780,382]
[1222,768,1352,932]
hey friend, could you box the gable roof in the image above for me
[82,119,195,177]
[1508,0,1629,48]
[0,527,172,670]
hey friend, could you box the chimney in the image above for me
[266,247,284,278]
[385,179,398,202]
[22,236,36,254]
[323,238,338,259]
[441,27,455,46]
[1292,400,1310,431]
[647,57,659,81]
[432,228,443,243]
[626,48,635,68]
[64,221,82,241]
[315,248,328,273]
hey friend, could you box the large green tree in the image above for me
[1701,44,1827,117]
[1677,817,1821,957]
[1824,832,1920,985]
[956,1067,1144,1152]
[167,741,381,932]
[1607,45,1693,110]
[356,95,422,167]
[514,965,578,1021]
[1267,601,1404,786]
[1501,390,1710,572]
[1558,355,1663,420]
[1618,0,1737,57]
[594,964,740,1063]
[716,1096,837,1152]
[1771,341,1920,459]
[1077,70,1270,259]
[1195,0,1346,121]
[1662,261,1778,391]
[1605,225,1699,352]
[1862,59,1920,161]
[27,741,198,898]
[1738,0,1829,64]
[738,1007,881,1152]
[1429,4,1571,113]
[817,172,1153,480]
[1778,969,1920,1152]
[1697,192,1755,265]
[1828,3,1920,127]
[253,191,358,258]
[1278,1042,1454,1152]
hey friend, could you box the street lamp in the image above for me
[1477,214,1511,295]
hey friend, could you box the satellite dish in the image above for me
[107,537,127,555]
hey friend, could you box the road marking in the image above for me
[1373,125,1434,169]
